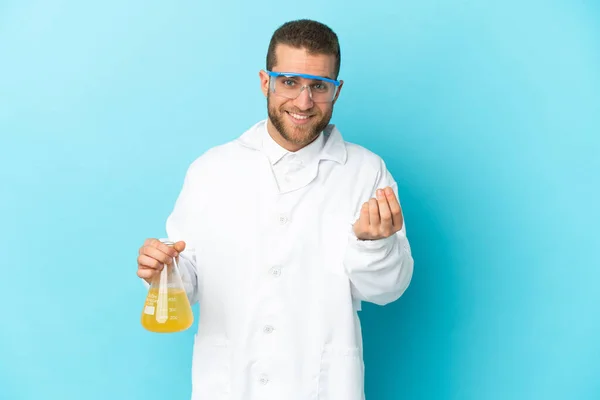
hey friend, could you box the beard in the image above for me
[267,94,333,147]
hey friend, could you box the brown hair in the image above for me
[266,19,341,78]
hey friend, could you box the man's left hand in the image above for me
[353,187,404,240]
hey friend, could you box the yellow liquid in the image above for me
[141,288,194,333]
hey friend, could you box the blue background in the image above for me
[1,1,599,399]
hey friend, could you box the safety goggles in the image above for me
[266,70,341,103]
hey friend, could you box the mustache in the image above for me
[279,105,316,114]
[283,108,317,115]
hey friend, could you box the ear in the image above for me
[259,70,270,98]
[332,80,344,104]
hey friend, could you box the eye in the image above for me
[311,83,329,92]
[282,79,296,86]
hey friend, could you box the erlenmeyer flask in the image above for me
[140,239,194,333]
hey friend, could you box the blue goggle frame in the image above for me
[266,70,341,86]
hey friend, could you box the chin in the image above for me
[285,125,318,142]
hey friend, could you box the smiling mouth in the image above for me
[286,111,313,121]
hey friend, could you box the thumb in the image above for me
[173,241,186,253]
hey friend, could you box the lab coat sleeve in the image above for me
[343,164,414,306]
[141,163,201,306]
[165,165,202,306]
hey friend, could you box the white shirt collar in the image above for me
[261,123,325,166]
[237,119,347,165]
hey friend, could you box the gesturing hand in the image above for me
[353,186,404,240]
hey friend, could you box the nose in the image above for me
[293,86,314,111]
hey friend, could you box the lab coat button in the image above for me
[278,214,289,225]
[263,325,274,334]
[259,374,269,385]
[271,267,281,277]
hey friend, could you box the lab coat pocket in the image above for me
[317,345,364,400]
[191,335,231,400]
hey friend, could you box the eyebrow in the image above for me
[280,74,334,82]
[282,76,327,83]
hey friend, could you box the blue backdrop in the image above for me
[1,1,599,399]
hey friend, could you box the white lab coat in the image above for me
[162,119,413,400]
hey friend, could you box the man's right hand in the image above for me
[137,238,186,284]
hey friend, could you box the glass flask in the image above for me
[140,239,194,333]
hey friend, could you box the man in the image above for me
[137,19,414,400]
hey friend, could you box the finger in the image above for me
[368,198,380,227]
[359,202,370,226]
[353,202,370,238]
[137,254,164,271]
[137,266,158,280]
[149,239,179,258]
[376,189,393,234]
[385,187,403,229]
[141,246,173,266]
[141,238,175,256]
